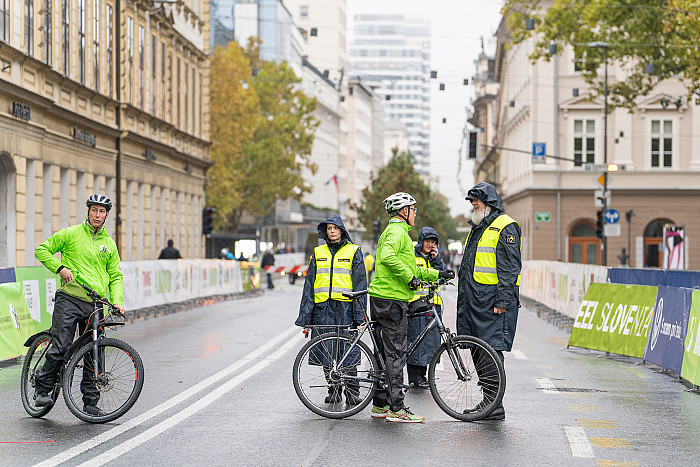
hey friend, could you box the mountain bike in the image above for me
[292,279,506,421]
[20,284,144,424]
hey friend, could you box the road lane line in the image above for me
[78,332,305,467]
[511,349,528,360]
[589,438,631,448]
[564,426,594,458]
[34,326,301,467]
[567,404,601,412]
[577,419,616,429]
[536,377,558,393]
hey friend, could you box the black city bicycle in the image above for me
[292,279,506,421]
[20,284,144,424]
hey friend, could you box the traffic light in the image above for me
[467,130,479,159]
[202,207,216,235]
[373,220,381,243]
[596,209,604,239]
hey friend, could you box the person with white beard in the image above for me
[457,182,522,421]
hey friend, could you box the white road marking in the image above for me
[34,326,301,467]
[78,332,305,467]
[536,377,559,394]
[564,425,594,458]
[511,349,528,360]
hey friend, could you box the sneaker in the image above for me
[370,405,390,418]
[324,390,342,403]
[386,407,425,423]
[83,405,107,417]
[35,393,54,407]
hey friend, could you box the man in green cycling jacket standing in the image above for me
[368,192,454,423]
[33,194,125,415]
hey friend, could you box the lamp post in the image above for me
[588,41,609,266]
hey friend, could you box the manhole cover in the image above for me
[537,387,606,393]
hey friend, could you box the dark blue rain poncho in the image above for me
[457,182,522,351]
[407,227,446,367]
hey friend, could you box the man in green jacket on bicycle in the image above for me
[369,192,454,423]
[33,194,125,415]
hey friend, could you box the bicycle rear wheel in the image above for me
[21,333,60,418]
[63,338,144,424]
[293,333,378,419]
[428,335,505,421]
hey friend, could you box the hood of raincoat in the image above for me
[414,226,439,255]
[317,214,352,245]
[465,182,504,213]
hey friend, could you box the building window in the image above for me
[573,50,589,73]
[644,219,673,267]
[573,119,595,167]
[43,0,52,65]
[25,0,34,56]
[78,0,85,84]
[650,119,673,168]
[168,52,173,122]
[93,0,100,92]
[569,221,599,265]
[161,42,166,119]
[300,5,308,17]
[0,0,9,42]
[127,17,133,103]
[107,5,113,97]
[139,26,144,108]
[192,66,195,133]
[61,0,69,75]
[176,57,180,128]
[199,71,202,137]
[152,35,156,113]
[184,62,188,130]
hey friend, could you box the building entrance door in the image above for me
[644,219,673,268]
[0,151,17,266]
[569,221,600,265]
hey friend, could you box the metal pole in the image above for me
[554,52,561,261]
[601,46,608,266]
[115,0,122,253]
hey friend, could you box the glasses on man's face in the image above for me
[410,207,418,215]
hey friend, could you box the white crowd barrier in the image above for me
[520,260,609,319]
[121,259,244,310]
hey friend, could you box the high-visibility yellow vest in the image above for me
[313,243,359,302]
[409,256,442,305]
[465,214,522,286]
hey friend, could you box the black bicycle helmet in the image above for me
[86,194,112,212]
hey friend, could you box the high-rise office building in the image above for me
[348,14,431,174]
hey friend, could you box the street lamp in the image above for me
[588,41,609,266]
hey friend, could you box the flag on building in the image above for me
[325,174,338,191]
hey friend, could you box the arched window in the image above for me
[644,218,673,268]
[0,151,16,266]
[569,221,600,265]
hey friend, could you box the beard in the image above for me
[470,206,491,225]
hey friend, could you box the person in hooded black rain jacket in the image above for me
[457,182,522,421]
[295,215,367,405]
[406,227,446,389]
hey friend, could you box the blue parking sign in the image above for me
[532,143,546,162]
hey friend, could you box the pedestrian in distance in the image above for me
[364,252,375,283]
[33,194,125,416]
[261,249,275,289]
[295,215,367,405]
[407,227,447,389]
[368,192,455,423]
[457,182,522,421]
[220,248,235,260]
[158,239,182,259]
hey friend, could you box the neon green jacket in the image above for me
[369,219,439,301]
[35,220,124,305]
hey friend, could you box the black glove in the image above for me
[408,276,421,290]
[439,269,455,280]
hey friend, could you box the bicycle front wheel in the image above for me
[21,333,59,418]
[63,338,144,424]
[293,333,378,419]
[428,335,505,421]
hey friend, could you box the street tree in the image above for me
[503,0,700,110]
[355,150,457,244]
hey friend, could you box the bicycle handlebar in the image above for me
[80,284,122,315]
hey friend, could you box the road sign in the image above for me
[535,211,551,223]
[532,143,546,163]
[604,209,620,224]
[594,190,611,208]
[604,223,621,237]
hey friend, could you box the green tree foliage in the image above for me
[503,0,700,110]
[355,150,457,244]
[207,40,319,233]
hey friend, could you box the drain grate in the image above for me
[537,387,606,393]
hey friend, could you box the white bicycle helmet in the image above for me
[86,193,112,212]
[384,192,416,213]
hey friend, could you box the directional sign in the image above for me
[535,211,551,223]
[532,142,546,163]
[594,190,611,208]
[604,208,620,224]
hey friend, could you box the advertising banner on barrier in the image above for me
[569,283,657,358]
[643,286,692,374]
[14,267,59,331]
[681,291,700,386]
[0,282,40,361]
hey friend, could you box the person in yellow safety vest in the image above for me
[457,182,522,421]
[406,227,447,389]
[295,215,367,405]
[364,252,375,283]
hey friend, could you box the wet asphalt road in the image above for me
[1,282,699,466]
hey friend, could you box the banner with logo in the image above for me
[681,291,700,386]
[569,283,658,358]
[14,266,59,331]
[0,282,40,360]
[643,286,692,374]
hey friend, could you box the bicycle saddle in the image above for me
[342,289,369,300]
